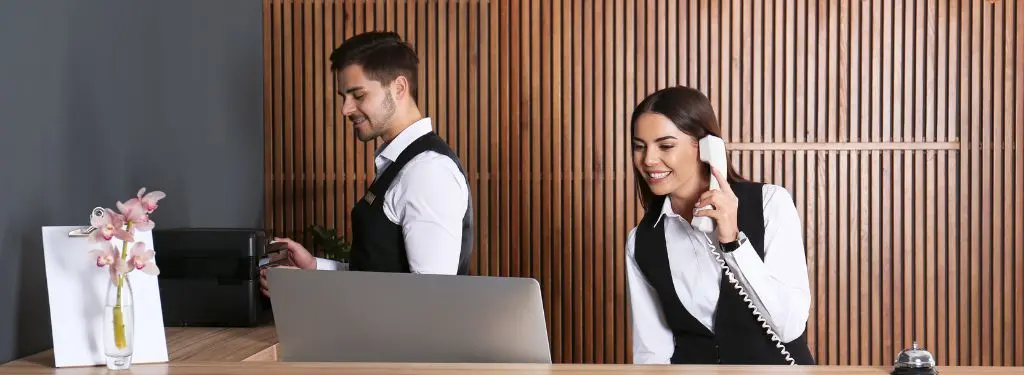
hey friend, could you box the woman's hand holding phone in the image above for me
[693,166,740,243]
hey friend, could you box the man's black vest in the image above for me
[348,132,473,275]
[633,181,815,365]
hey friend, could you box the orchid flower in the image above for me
[86,187,165,284]
[89,208,132,243]
[117,199,154,231]
[116,188,165,232]
[88,241,129,284]
[126,242,160,276]
[134,188,166,213]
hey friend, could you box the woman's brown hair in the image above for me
[630,86,746,211]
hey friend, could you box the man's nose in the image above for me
[341,99,356,116]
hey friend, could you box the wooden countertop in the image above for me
[2,327,1020,374]
[1,362,1021,375]
[2,326,279,368]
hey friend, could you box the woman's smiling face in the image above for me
[631,112,702,197]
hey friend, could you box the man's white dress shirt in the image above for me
[625,184,811,364]
[313,118,469,274]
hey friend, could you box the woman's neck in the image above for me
[669,172,711,221]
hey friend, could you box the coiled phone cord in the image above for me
[700,232,797,366]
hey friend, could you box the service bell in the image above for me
[892,342,938,375]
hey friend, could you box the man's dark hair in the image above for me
[330,31,419,100]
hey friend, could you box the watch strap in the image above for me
[720,232,746,253]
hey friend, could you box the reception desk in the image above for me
[1,327,1018,374]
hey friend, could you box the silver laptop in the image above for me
[266,269,552,364]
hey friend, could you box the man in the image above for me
[261,31,473,297]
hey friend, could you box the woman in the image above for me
[626,86,815,365]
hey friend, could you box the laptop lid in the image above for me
[266,269,552,364]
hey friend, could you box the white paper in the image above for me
[40,226,169,368]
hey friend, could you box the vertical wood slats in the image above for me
[263,0,1024,366]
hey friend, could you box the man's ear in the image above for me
[391,75,410,100]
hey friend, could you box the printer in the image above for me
[152,228,274,327]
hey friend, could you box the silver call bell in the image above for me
[892,342,938,375]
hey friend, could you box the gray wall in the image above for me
[0,0,264,363]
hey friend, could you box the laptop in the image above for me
[266,269,552,364]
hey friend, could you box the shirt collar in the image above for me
[374,117,433,169]
[651,196,677,227]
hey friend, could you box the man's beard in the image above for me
[354,91,397,142]
[376,90,397,128]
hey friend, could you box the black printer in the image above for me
[152,228,273,327]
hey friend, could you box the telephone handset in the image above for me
[692,135,728,233]
[693,135,797,365]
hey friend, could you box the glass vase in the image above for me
[103,274,135,370]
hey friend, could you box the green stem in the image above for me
[112,222,133,350]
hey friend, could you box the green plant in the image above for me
[308,225,352,262]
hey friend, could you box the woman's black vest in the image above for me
[633,181,815,365]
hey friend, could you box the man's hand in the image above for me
[259,237,316,298]
[260,265,299,298]
[271,237,317,270]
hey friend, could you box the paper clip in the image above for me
[67,207,106,237]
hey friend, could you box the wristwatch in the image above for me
[720,232,747,253]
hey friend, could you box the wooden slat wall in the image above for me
[262,0,1024,366]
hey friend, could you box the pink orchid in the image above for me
[117,200,155,231]
[85,188,166,284]
[88,241,130,283]
[88,208,132,243]
[126,242,160,276]
[134,188,166,213]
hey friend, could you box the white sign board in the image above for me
[40,226,169,368]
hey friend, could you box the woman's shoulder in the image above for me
[625,226,639,257]
[759,183,794,203]
[755,183,801,223]
[732,180,795,209]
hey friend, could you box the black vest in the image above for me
[348,132,473,275]
[633,181,815,365]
